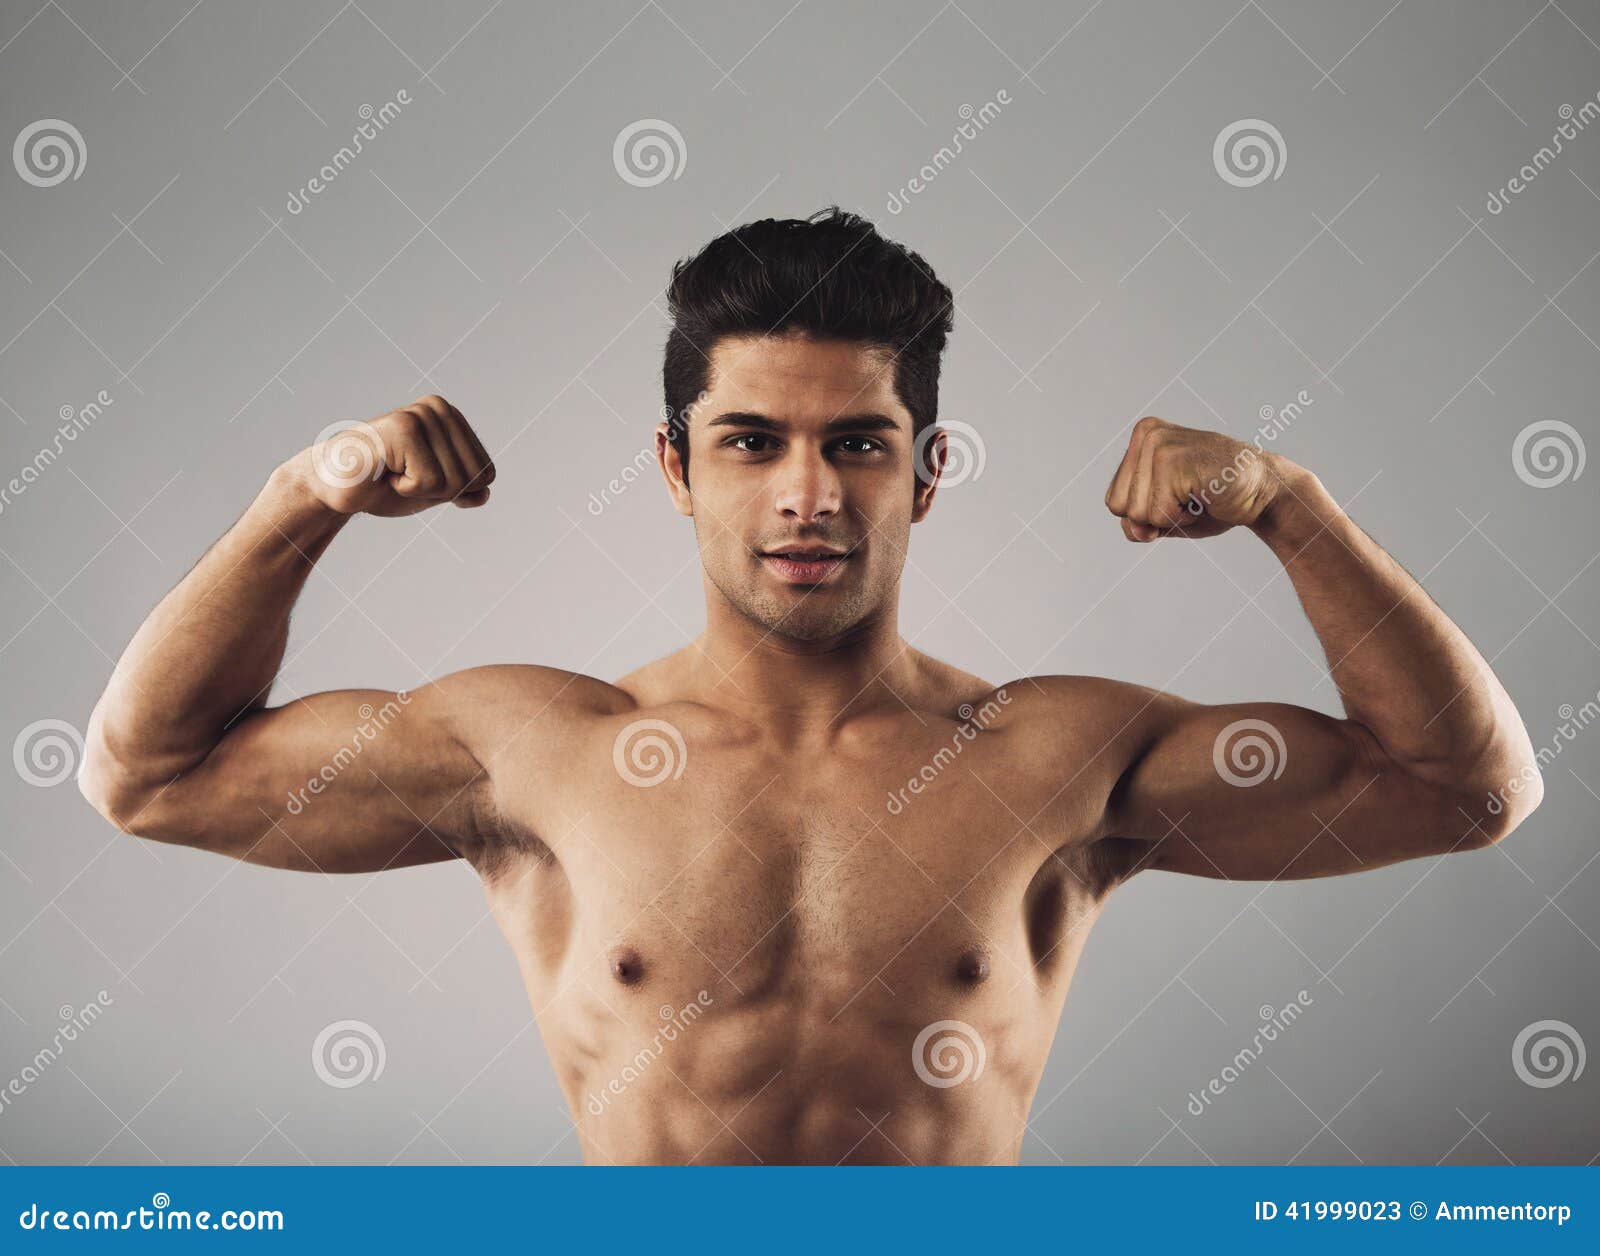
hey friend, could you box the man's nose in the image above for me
[772,449,841,521]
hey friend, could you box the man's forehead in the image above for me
[704,333,900,413]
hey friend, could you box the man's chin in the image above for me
[738,589,872,645]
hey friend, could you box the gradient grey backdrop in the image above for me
[1,0,1597,1165]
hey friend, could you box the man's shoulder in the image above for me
[428,663,637,731]
[896,652,1178,741]
[976,673,1188,757]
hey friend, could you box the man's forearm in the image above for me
[1253,458,1536,798]
[86,456,346,785]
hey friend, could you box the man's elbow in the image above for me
[1456,758,1545,848]
[77,736,173,839]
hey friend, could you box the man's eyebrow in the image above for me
[705,411,904,432]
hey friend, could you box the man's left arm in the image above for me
[1097,416,1543,881]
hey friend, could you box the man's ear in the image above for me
[656,422,693,517]
[911,426,946,522]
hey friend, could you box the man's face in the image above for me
[658,332,941,644]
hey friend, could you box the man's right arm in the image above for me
[78,396,515,872]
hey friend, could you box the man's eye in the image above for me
[729,433,774,453]
[836,436,882,454]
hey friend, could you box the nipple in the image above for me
[608,946,646,986]
[956,947,991,985]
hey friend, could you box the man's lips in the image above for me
[758,546,852,584]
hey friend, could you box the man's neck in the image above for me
[686,588,919,740]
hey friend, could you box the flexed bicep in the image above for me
[92,679,490,873]
[1107,695,1489,881]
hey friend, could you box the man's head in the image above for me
[657,208,956,643]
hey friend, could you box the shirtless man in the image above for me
[79,209,1542,1165]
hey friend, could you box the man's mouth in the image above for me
[758,545,852,585]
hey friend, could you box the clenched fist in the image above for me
[297,396,495,517]
[1104,416,1290,542]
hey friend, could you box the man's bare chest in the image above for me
[480,713,1115,1016]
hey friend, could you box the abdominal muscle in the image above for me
[552,990,1046,1166]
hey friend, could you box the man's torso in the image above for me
[458,656,1147,1164]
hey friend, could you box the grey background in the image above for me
[1,0,1597,1165]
